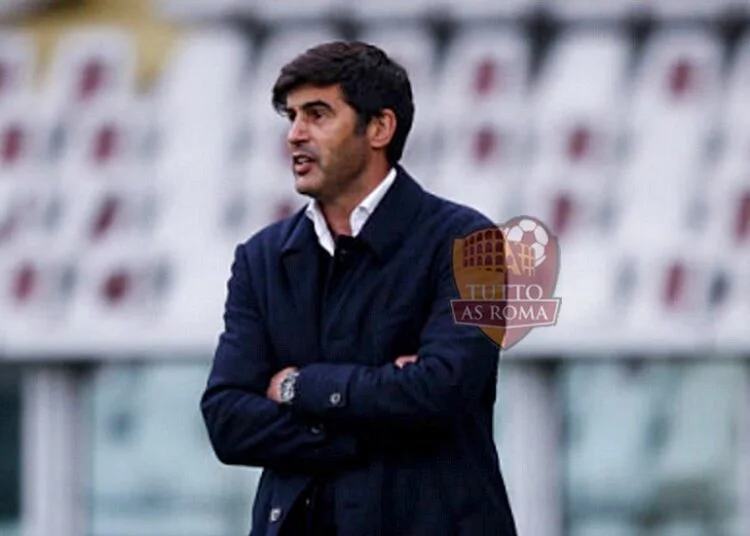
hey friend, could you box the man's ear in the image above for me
[368,109,397,151]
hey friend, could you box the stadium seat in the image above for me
[0,30,35,100]
[530,29,630,176]
[521,177,610,242]
[57,98,148,182]
[432,113,527,222]
[42,28,137,114]
[719,32,750,169]
[712,249,750,350]
[347,0,441,21]
[546,0,645,20]
[437,26,531,123]
[444,0,538,19]
[155,27,249,147]
[432,27,530,219]
[617,247,715,350]
[629,28,721,129]
[645,0,734,18]
[522,29,629,248]
[0,95,45,181]
[615,29,721,251]
[241,0,339,21]
[0,245,75,326]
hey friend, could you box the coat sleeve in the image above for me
[290,219,503,429]
[200,243,360,473]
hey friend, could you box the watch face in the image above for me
[280,374,295,403]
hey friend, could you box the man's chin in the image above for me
[293,175,320,198]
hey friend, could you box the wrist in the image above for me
[279,369,300,405]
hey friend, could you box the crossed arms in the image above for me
[200,241,499,472]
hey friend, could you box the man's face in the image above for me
[283,84,370,202]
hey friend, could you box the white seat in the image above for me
[42,27,137,114]
[630,28,722,129]
[57,98,149,182]
[0,181,68,254]
[154,27,249,156]
[530,29,630,174]
[433,114,527,222]
[718,33,750,169]
[713,249,750,350]
[646,0,733,18]
[0,244,74,326]
[445,0,538,19]
[521,175,610,243]
[437,27,531,124]
[0,30,35,100]
[0,96,45,181]
[347,0,439,20]
[67,242,172,352]
[150,28,252,251]
[617,245,714,350]
[547,0,646,20]
[615,30,721,249]
[242,0,339,21]
[699,159,750,255]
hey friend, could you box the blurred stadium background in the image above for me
[1,0,750,535]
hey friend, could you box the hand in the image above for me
[394,354,418,369]
[267,366,298,402]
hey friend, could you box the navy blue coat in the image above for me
[201,166,518,536]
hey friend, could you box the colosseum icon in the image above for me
[459,227,536,279]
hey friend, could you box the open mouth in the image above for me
[293,153,316,176]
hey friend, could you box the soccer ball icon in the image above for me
[505,218,549,267]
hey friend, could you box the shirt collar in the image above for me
[305,167,397,256]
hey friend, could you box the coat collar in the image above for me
[280,165,424,264]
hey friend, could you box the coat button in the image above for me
[269,507,282,523]
[329,392,342,406]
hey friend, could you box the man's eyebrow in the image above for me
[285,100,334,115]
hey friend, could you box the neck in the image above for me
[320,161,391,237]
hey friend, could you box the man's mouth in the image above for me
[292,153,317,176]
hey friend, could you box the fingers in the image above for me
[394,354,418,369]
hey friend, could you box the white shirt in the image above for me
[305,167,397,256]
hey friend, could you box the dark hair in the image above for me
[272,41,414,166]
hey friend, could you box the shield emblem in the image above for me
[450,216,561,349]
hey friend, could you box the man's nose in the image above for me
[287,118,309,145]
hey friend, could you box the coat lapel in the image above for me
[279,213,323,365]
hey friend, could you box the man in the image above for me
[201,41,517,536]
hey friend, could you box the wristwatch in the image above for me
[279,370,300,405]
